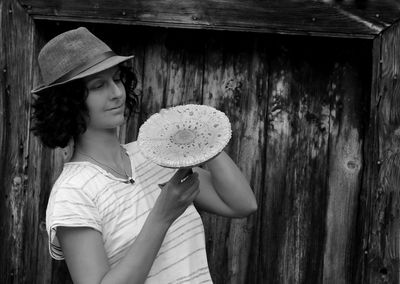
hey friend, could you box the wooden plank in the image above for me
[0,0,35,283]
[141,29,169,119]
[259,37,335,283]
[363,21,400,284]
[201,32,268,283]
[163,29,203,107]
[18,0,394,39]
[323,56,367,283]
[355,36,381,284]
[140,27,204,115]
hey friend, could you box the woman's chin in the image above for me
[95,117,126,129]
[110,117,126,128]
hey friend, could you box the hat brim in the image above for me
[31,55,134,94]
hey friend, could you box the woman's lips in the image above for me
[106,104,124,111]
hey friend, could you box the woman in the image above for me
[32,27,257,284]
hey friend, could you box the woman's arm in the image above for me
[57,168,200,284]
[193,151,258,217]
[58,212,170,284]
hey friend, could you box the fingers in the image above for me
[170,168,193,185]
[185,179,200,202]
[179,173,199,198]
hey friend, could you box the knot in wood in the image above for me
[347,161,357,169]
[12,176,22,187]
[345,158,360,171]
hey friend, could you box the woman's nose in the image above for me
[109,80,123,98]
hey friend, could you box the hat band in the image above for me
[53,50,116,84]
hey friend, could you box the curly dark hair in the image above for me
[31,65,139,148]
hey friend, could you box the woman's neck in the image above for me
[72,127,123,164]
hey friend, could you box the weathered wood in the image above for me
[141,29,169,119]
[201,32,268,284]
[336,0,400,27]
[18,0,400,39]
[163,29,203,108]
[323,58,367,283]
[0,0,36,283]
[140,28,205,116]
[363,21,400,284]
[260,37,334,283]
[355,36,380,284]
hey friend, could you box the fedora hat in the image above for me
[31,27,134,93]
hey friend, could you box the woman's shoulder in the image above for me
[52,162,107,193]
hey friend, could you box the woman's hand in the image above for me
[152,168,200,225]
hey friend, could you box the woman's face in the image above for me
[83,66,126,130]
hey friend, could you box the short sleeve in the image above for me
[46,185,102,260]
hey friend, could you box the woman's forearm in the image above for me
[100,211,170,284]
[205,151,257,215]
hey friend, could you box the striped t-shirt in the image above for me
[46,141,213,283]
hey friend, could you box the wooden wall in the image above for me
[1,16,374,284]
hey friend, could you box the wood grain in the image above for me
[201,32,269,284]
[141,29,169,119]
[355,36,380,284]
[18,0,400,39]
[261,37,333,284]
[323,60,366,284]
[0,0,35,283]
[163,29,203,108]
[363,21,400,284]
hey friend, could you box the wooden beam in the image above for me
[0,0,36,283]
[363,20,400,283]
[323,53,366,283]
[18,0,400,39]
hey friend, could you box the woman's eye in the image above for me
[113,77,122,83]
[93,83,104,89]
